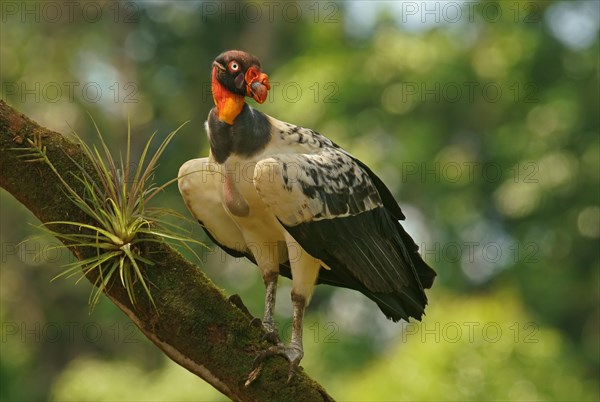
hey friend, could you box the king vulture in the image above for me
[178,50,436,382]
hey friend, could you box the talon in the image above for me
[249,317,262,328]
[262,329,281,344]
[261,320,282,344]
[245,365,263,387]
[287,361,300,383]
[228,294,254,319]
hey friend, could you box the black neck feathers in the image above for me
[207,104,271,164]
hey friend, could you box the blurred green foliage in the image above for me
[1,1,598,400]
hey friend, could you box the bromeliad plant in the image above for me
[12,120,202,311]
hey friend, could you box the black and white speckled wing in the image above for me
[254,120,436,321]
[254,147,382,226]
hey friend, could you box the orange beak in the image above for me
[245,66,270,104]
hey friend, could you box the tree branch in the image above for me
[0,100,334,402]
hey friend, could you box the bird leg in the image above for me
[261,271,280,344]
[286,292,306,378]
[246,292,306,386]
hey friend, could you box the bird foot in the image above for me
[245,344,304,387]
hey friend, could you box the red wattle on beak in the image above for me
[245,66,270,104]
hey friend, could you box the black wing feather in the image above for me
[283,207,434,322]
[351,156,406,220]
[354,156,436,289]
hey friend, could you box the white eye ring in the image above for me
[229,61,239,72]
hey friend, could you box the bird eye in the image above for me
[228,61,239,72]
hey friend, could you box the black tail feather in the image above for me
[395,220,436,290]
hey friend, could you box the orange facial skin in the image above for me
[211,64,270,125]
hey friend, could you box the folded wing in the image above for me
[253,148,435,321]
